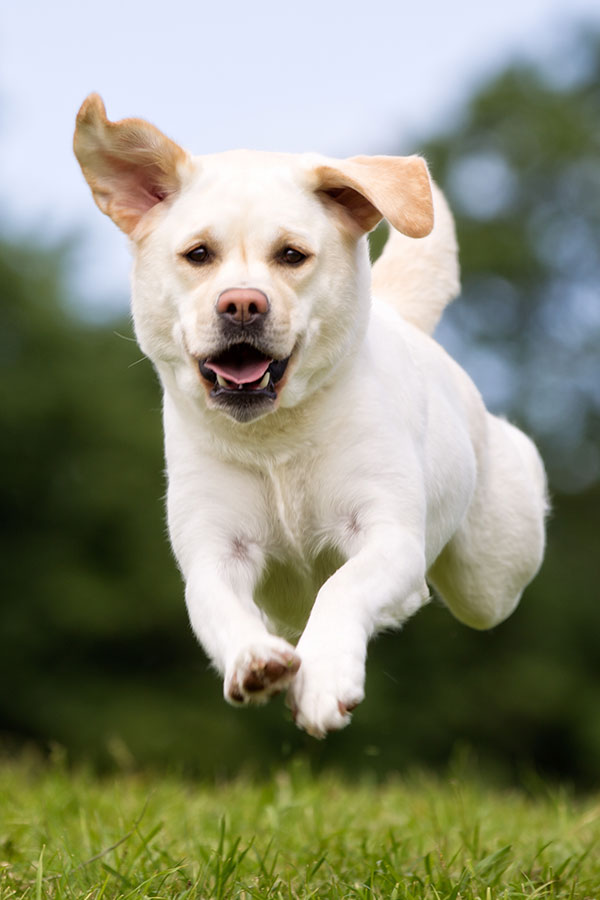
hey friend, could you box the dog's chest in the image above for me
[253,461,345,637]
[259,461,321,557]
[254,547,343,638]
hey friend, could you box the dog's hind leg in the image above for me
[428,415,548,629]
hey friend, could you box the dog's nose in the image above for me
[216,289,270,326]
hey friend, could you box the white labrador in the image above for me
[74,95,547,737]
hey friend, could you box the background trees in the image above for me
[1,33,598,781]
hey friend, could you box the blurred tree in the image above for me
[418,29,600,494]
[1,29,599,780]
[369,26,600,781]
[0,240,312,771]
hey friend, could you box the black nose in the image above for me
[216,288,270,326]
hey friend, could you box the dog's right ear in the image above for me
[73,94,189,236]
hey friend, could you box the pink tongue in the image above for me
[205,356,272,386]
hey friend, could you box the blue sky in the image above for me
[2,0,599,311]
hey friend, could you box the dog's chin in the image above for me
[197,343,292,424]
[209,389,278,423]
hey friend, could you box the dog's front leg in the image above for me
[287,526,429,737]
[184,555,300,707]
[166,429,301,708]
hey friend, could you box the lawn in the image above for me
[1,753,598,898]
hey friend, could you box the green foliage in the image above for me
[418,31,600,494]
[1,757,599,898]
[1,30,599,781]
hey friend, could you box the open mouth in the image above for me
[198,343,290,419]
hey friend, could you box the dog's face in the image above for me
[130,149,375,423]
[74,95,434,423]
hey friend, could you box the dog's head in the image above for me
[74,94,433,424]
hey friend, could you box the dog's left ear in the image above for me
[313,155,434,238]
[73,93,189,236]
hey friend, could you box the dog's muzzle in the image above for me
[197,288,292,422]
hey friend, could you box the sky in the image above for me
[2,0,600,313]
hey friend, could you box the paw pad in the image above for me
[226,647,301,706]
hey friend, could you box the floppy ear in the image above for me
[313,155,434,238]
[73,93,189,236]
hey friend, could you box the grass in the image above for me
[1,753,599,898]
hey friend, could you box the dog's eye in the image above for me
[279,247,308,266]
[185,245,212,265]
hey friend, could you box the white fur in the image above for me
[74,110,547,738]
[371,182,461,333]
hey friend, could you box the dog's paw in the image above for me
[225,639,301,706]
[285,648,365,738]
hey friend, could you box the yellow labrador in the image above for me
[74,95,547,737]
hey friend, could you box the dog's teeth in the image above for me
[258,372,271,389]
[216,374,229,388]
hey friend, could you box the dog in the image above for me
[73,95,547,738]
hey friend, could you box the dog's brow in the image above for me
[178,228,220,255]
[272,227,314,251]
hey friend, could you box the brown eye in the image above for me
[185,245,212,265]
[280,247,308,266]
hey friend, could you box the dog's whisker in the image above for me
[112,330,138,343]
[128,355,150,369]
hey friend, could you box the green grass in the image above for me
[1,754,599,899]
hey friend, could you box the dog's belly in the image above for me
[254,547,345,640]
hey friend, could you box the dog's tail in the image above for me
[371,182,460,335]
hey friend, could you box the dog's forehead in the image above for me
[164,149,325,240]
[192,148,319,190]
